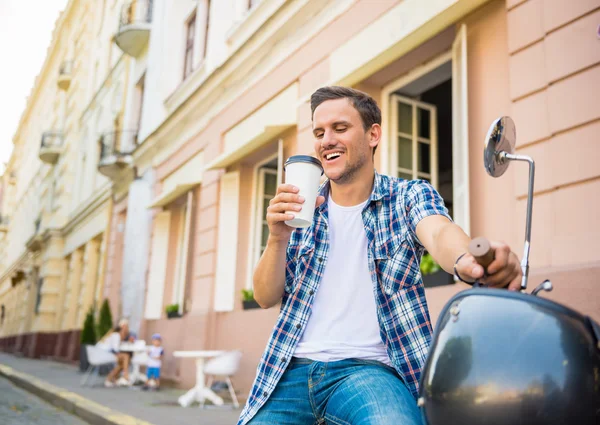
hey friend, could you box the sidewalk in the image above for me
[0,353,242,425]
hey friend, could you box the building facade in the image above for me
[0,0,133,360]
[1,0,598,400]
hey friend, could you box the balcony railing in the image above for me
[57,60,73,90]
[98,130,138,179]
[39,132,64,164]
[114,0,153,57]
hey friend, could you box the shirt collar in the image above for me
[316,170,386,212]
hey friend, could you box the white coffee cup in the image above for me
[284,155,324,228]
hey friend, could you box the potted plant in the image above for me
[241,289,260,310]
[165,304,181,319]
[79,307,96,372]
[420,253,453,288]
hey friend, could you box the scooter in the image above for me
[418,117,600,425]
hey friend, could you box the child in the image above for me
[145,333,164,390]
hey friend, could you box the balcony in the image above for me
[114,0,153,57]
[57,60,73,90]
[39,132,64,164]
[26,219,43,252]
[98,130,138,179]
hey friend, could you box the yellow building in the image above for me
[0,0,133,360]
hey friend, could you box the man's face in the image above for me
[312,98,374,184]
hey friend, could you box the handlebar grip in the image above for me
[468,237,494,269]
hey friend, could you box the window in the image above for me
[391,95,438,187]
[201,0,211,61]
[183,12,197,79]
[133,73,145,131]
[172,191,194,313]
[255,160,278,260]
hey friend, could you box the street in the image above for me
[0,375,89,425]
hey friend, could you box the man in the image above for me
[238,86,521,425]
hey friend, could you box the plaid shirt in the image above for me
[238,172,451,425]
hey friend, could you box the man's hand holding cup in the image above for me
[266,155,325,243]
[266,184,325,243]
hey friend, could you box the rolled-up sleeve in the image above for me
[405,180,452,248]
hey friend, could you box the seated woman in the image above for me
[96,319,131,387]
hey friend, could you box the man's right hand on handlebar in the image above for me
[455,241,522,291]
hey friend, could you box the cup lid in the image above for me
[284,155,323,175]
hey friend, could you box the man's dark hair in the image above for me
[311,86,381,130]
[311,86,381,154]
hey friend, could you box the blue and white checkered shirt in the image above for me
[238,172,451,425]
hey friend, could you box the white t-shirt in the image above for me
[147,346,164,368]
[294,196,391,365]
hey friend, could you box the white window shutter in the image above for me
[173,192,193,313]
[214,171,240,312]
[144,211,171,319]
[452,24,471,236]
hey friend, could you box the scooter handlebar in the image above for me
[468,237,494,270]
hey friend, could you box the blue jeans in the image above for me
[248,358,423,425]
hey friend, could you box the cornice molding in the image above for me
[62,184,111,236]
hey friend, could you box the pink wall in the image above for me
[506,0,600,317]
[103,196,128,318]
[145,0,600,397]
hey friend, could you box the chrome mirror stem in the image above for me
[503,153,535,290]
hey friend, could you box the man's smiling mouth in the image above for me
[325,152,342,162]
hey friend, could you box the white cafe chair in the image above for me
[202,350,243,408]
[80,345,117,386]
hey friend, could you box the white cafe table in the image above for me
[120,342,149,384]
[174,350,225,407]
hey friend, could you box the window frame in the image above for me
[183,11,197,80]
[256,167,278,259]
[390,95,438,188]
[171,192,193,314]
[201,0,211,62]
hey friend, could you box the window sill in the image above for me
[166,312,184,319]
